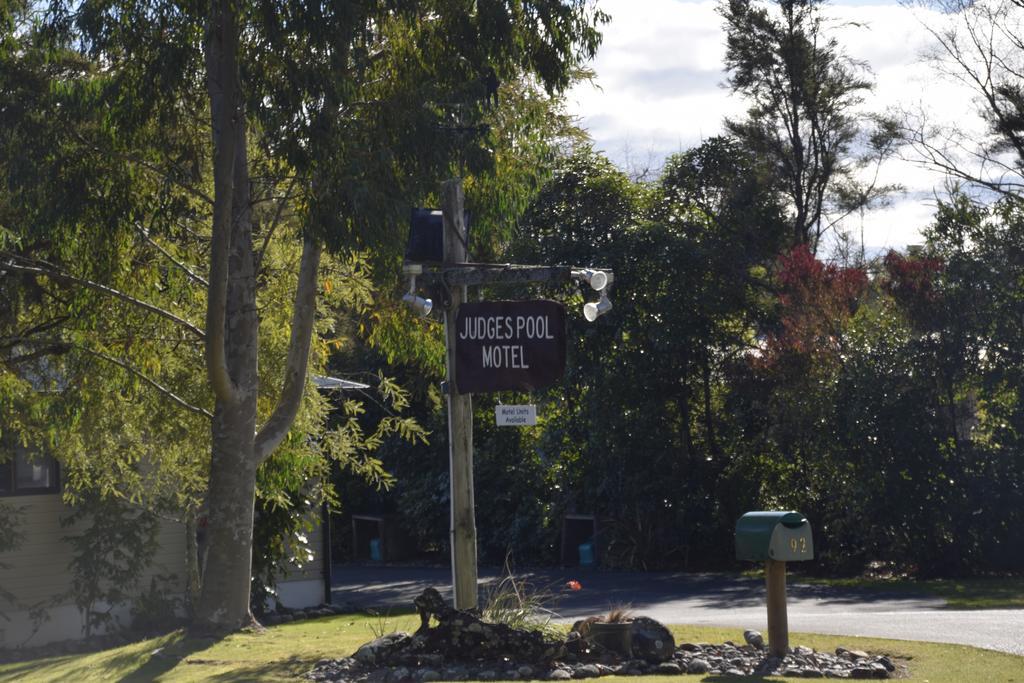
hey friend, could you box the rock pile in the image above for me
[305,591,900,681]
[651,640,897,679]
[308,640,898,681]
[405,587,563,664]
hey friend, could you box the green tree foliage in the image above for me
[4,0,606,632]
[0,15,424,620]
[319,57,600,566]
[492,145,785,569]
[725,195,1024,576]
[331,1,1023,581]
[888,195,1024,573]
[725,246,871,569]
[364,144,1024,579]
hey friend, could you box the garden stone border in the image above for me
[307,639,902,681]
[305,591,901,680]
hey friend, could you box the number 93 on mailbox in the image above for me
[735,511,814,562]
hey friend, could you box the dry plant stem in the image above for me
[604,605,634,623]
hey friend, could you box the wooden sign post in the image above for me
[430,177,612,611]
[441,179,478,610]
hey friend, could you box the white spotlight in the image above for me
[575,268,610,291]
[583,294,612,322]
[403,292,433,316]
[402,273,432,316]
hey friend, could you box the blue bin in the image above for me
[578,541,595,566]
[369,538,382,562]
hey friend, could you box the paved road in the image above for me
[330,565,1024,656]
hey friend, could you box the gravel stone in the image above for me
[574,663,602,678]
[686,658,711,674]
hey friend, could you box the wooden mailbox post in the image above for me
[735,511,814,657]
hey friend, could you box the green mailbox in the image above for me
[735,511,813,562]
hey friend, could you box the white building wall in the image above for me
[0,494,187,647]
[273,515,328,610]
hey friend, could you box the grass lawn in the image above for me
[1,614,1022,682]
[787,574,1024,609]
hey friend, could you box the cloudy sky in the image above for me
[566,0,985,253]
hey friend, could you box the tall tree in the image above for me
[720,0,874,249]
[27,0,605,632]
[0,22,420,611]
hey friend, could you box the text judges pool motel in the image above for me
[458,313,556,369]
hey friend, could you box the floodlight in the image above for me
[401,273,433,316]
[583,294,612,322]
[574,268,610,291]
[403,292,433,316]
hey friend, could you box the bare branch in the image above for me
[72,133,214,208]
[76,346,212,419]
[908,0,1024,195]
[0,316,71,350]
[1,254,205,339]
[135,223,209,287]
[254,175,299,276]
[4,343,70,365]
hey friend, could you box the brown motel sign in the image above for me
[454,300,566,394]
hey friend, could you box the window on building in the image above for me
[0,444,60,496]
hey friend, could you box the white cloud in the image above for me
[567,0,994,249]
[568,0,741,159]
[859,194,941,250]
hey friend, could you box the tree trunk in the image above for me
[195,0,324,633]
[185,511,201,616]
[195,97,262,631]
[196,404,259,629]
[702,352,719,456]
[195,334,260,627]
[678,389,694,459]
[195,238,260,629]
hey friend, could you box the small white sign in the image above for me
[495,404,537,427]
